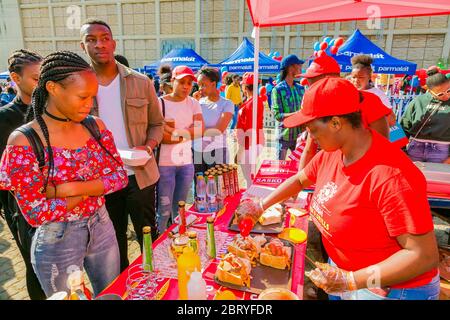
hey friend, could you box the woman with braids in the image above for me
[0,49,45,300]
[350,54,396,126]
[400,67,450,163]
[0,51,128,297]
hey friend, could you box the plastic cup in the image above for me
[125,264,158,300]
[258,288,299,300]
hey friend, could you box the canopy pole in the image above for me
[385,74,391,96]
[251,26,260,183]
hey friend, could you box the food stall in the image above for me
[98,161,310,300]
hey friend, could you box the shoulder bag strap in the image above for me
[15,125,45,170]
[410,102,441,141]
[81,115,121,165]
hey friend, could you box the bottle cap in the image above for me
[187,231,197,239]
[174,234,189,246]
[206,216,215,223]
[143,226,151,234]
[178,201,186,207]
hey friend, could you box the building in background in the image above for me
[0,0,449,70]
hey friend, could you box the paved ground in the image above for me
[0,128,449,300]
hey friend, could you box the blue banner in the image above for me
[333,30,417,75]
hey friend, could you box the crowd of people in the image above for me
[0,81,17,107]
[0,18,448,300]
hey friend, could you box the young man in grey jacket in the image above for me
[80,19,164,271]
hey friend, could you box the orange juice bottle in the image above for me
[177,246,201,300]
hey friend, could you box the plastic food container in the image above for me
[118,148,151,167]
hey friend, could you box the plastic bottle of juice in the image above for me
[187,271,207,300]
[177,246,201,300]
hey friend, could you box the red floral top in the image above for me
[0,129,128,227]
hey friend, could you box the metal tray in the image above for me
[214,238,294,294]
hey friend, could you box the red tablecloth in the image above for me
[98,191,309,300]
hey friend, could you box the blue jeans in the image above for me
[31,205,120,298]
[407,139,449,163]
[157,164,195,234]
[328,259,440,300]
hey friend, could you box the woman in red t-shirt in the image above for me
[236,77,439,300]
[236,72,265,188]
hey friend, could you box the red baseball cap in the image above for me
[172,65,197,81]
[284,77,360,128]
[297,55,341,79]
[240,72,260,85]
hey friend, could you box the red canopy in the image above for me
[247,0,450,27]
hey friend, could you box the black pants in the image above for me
[105,175,158,272]
[1,190,46,300]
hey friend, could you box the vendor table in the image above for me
[99,160,309,300]
[98,191,309,300]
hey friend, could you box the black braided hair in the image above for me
[8,49,43,75]
[28,50,92,190]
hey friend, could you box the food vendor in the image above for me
[236,77,440,300]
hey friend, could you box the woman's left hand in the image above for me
[306,262,357,294]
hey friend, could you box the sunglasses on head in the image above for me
[429,88,450,98]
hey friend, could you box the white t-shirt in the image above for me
[97,74,134,176]
[158,96,202,166]
[193,97,234,153]
[366,87,392,109]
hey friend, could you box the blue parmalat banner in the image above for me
[333,29,417,75]
[144,48,210,74]
[218,38,280,74]
[0,71,9,80]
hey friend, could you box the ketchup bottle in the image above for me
[236,199,261,238]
